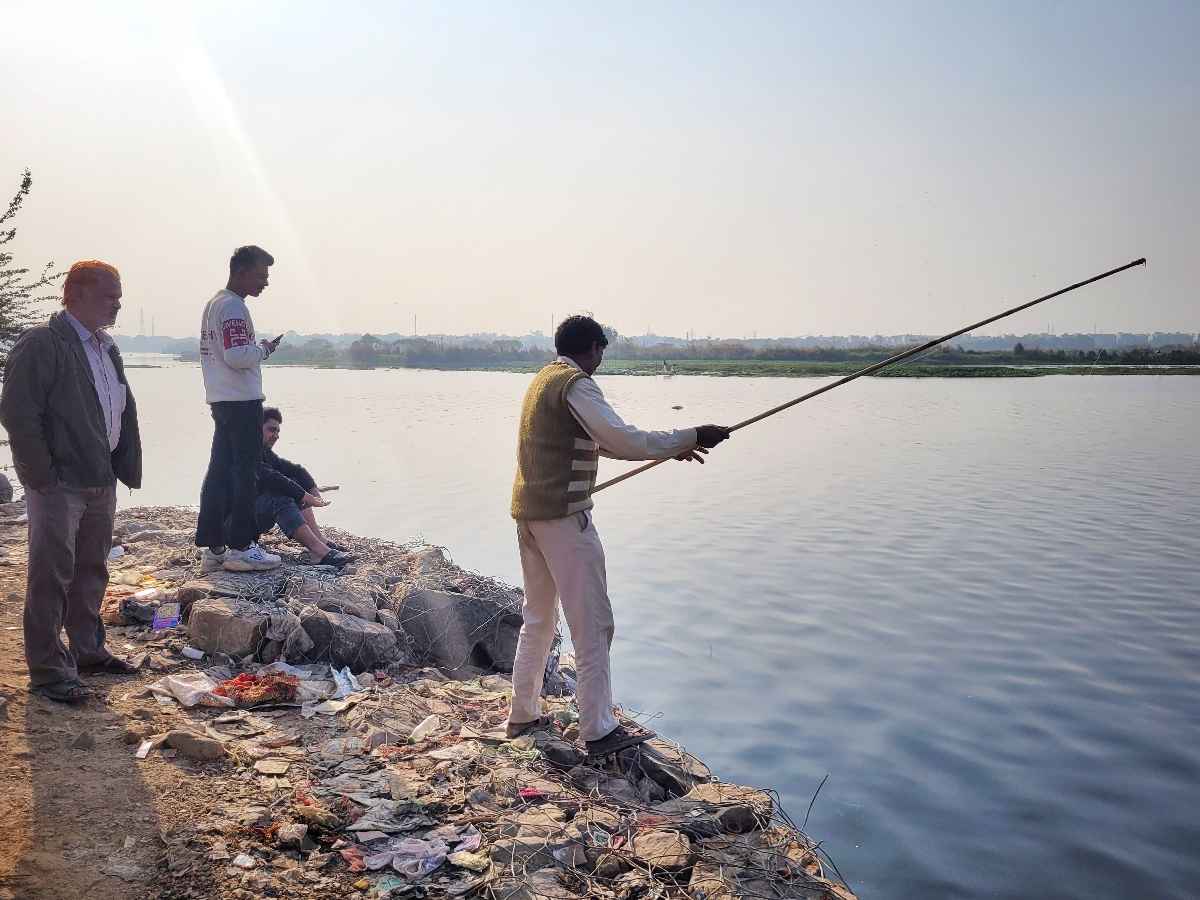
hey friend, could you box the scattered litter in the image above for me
[207,842,231,862]
[148,671,234,708]
[373,875,409,897]
[447,850,488,872]
[108,545,125,560]
[275,823,308,847]
[332,665,361,698]
[152,601,181,630]
[302,696,359,717]
[339,846,366,872]
[50,511,856,900]
[363,835,448,878]
[213,672,299,706]
[409,715,440,742]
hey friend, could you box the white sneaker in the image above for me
[222,543,282,572]
[200,548,226,574]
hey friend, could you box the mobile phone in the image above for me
[272,334,284,344]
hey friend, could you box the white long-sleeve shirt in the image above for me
[199,289,267,403]
[64,310,125,451]
[557,356,696,460]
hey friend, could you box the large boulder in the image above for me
[187,597,271,659]
[636,738,712,796]
[176,570,288,610]
[656,782,774,836]
[631,829,692,869]
[298,606,410,672]
[0,473,12,504]
[287,577,378,622]
[394,588,522,672]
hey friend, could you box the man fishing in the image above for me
[507,315,731,756]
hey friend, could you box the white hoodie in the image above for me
[199,289,267,403]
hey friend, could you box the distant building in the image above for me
[1150,332,1196,347]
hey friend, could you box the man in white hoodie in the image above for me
[195,245,283,572]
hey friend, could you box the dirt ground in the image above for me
[0,515,357,900]
[0,529,213,900]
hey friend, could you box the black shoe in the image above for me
[585,723,655,757]
[78,655,140,675]
[30,681,91,704]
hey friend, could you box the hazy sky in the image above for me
[2,1,1196,338]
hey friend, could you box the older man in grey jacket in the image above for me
[0,260,142,704]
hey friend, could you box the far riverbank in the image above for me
[173,353,1200,378]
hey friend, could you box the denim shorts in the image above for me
[255,493,305,538]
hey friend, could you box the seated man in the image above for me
[216,406,355,569]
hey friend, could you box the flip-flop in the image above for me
[30,681,90,705]
[505,715,553,740]
[585,723,656,757]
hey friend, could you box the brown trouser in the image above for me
[24,482,116,687]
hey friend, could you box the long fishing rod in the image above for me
[593,257,1146,494]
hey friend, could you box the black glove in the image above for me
[694,425,731,448]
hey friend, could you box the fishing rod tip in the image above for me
[1134,257,1147,266]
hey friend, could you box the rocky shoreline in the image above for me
[0,502,857,900]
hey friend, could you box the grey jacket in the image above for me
[0,311,142,490]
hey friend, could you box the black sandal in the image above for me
[318,549,358,567]
[585,723,656,757]
[31,681,90,704]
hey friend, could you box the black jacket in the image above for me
[257,448,315,502]
[0,312,142,490]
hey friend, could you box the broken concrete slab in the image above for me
[187,597,271,660]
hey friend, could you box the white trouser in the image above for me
[507,510,618,742]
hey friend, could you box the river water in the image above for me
[119,356,1199,899]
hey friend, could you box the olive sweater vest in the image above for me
[510,362,601,521]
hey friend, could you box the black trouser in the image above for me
[195,399,263,551]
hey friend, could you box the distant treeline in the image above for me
[607,339,1200,366]
[268,336,550,369]
[155,333,1200,369]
